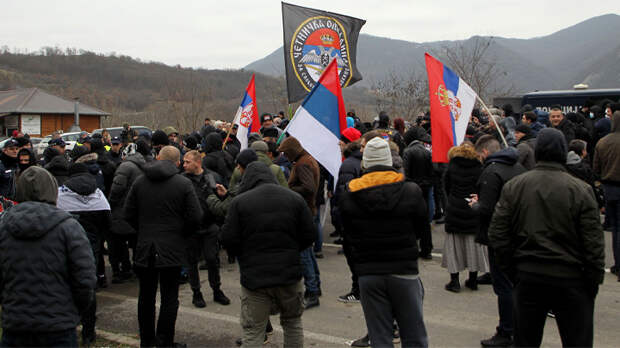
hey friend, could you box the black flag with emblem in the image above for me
[282,2,366,103]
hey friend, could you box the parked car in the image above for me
[91,126,152,140]
[0,137,43,150]
[35,131,84,157]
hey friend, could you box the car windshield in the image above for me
[63,134,81,142]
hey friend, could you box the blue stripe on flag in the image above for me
[443,66,460,145]
[240,92,253,108]
[301,83,341,138]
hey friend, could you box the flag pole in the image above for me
[222,114,238,151]
[276,106,299,145]
[476,95,508,147]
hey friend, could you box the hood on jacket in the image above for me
[485,147,519,166]
[348,167,406,212]
[14,166,58,204]
[204,133,223,153]
[125,153,146,168]
[535,128,567,164]
[44,155,70,175]
[343,142,362,159]
[278,136,305,162]
[448,143,479,161]
[566,151,582,165]
[143,160,179,181]
[75,152,98,164]
[70,145,90,161]
[239,161,278,194]
[64,172,98,196]
[2,201,72,240]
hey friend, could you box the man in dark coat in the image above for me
[489,128,605,347]
[340,137,429,348]
[202,133,235,186]
[0,166,95,347]
[472,135,526,347]
[278,136,321,309]
[0,139,19,198]
[550,106,576,144]
[182,150,230,308]
[124,146,203,347]
[221,161,315,348]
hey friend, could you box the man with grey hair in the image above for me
[124,145,203,347]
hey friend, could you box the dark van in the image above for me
[521,88,620,113]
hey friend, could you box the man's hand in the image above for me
[215,184,227,198]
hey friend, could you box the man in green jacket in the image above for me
[228,141,288,190]
[489,128,604,348]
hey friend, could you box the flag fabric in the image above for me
[286,59,347,180]
[425,53,477,163]
[282,2,365,103]
[232,74,260,150]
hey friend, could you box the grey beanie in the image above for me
[250,140,269,154]
[362,137,392,169]
[15,166,58,204]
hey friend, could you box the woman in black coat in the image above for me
[442,143,489,292]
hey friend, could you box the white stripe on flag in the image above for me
[454,78,477,145]
[232,106,249,150]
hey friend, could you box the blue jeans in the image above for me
[300,247,321,294]
[359,275,428,348]
[1,329,77,347]
[313,213,323,253]
[489,249,514,335]
[604,184,620,269]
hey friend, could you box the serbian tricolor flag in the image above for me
[425,53,477,163]
[286,59,347,179]
[232,74,260,150]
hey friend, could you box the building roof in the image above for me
[0,88,109,116]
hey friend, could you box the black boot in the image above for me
[192,291,206,308]
[480,329,513,347]
[445,273,460,293]
[304,294,320,309]
[477,272,493,285]
[465,272,478,290]
[213,289,231,305]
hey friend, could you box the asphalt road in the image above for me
[95,221,620,347]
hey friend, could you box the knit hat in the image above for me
[250,140,269,153]
[236,149,258,169]
[362,137,392,169]
[535,128,567,164]
[515,124,532,135]
[341,127,362,143]
[151,130,170,146]
[15,166,58,204]
[183,135,198,150]
[261,127,279,138]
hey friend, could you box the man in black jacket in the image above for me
[472,135,526,347]
[182,150,230,308]
[340,137,429,348]
[0,139,19,198]
[124,146,203,347]
[202,132,235,186]
[489,128,604,347]
[0,166,96,347]
[222,161,315,348]
[550,105,576,144]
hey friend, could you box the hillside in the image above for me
[246,14,620,94]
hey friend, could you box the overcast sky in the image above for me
[1,1,618,69]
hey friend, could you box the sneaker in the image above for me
[315,252,324,259]
[477,273,493,285]
[338,292,360,303]
[192,291,206,308]
[214,290,231,305]
[481,331,513,347]
[304,294,320,309]
[350,334,370,347]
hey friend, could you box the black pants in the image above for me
[342,239,359,296]
[109,234,135,275]
[188,234,221,293]
[513,272,594,347]
[419,185,433,256]
[1,329,77,347]
[136,266,181,347]
[488,249,513,335]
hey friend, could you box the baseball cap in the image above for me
[111,136,121,145]
[48,138,66,147]
[3,139,19,149]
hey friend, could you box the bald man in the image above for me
[124,145,203,347]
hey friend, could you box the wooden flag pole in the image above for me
[222,114,237,151]
[476,95,508,147]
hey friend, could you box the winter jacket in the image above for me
[489,161,604,284]
[107,150,123,167]
[182,171,219,235]
[474,147,526,245]
[516,136,536,170]
[335,145,362,197]
[0,152,17,199]
[75,153,106,192]
[229,152,288,190]
[108,153,146,235]
[202,133,234,186]
[43,148,70,186]
[124,160,202,268]
[221,161,315,290]
[340,166,427,276]
[530,121,545,136]
[0,202,96,331]
[593,112,620,184]
[553,118,576,144]
[444,144,482,235]
[279,137,320,215]
[402,140,433,189]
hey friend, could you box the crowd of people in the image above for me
[0,98,617,348]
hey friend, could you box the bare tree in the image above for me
[370,70,429,121]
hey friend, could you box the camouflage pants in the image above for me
[240,281,304,348]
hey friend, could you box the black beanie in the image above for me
[535,128,567,164]
[515,124,532,135]
[69,162,90,176]
[236,149,258,169]
[152,130,170,146]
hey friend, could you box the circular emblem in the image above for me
[437,85,462,121]
[290,16,354,92]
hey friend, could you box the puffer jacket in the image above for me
[109,153,146,210]
[123,160,202,268]
[444,144,482,235]
[221,161,315,290]
[43,148,70,186]
[340,166,427,276]
[0,202,96,331]
[279,137,320,215]
[0,152,17,199]
[402,140,433,189]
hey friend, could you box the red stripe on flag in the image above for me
[317,59,347,135]
[425,53,453,163]
[246,74,260,133]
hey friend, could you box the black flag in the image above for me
[282,2,366,103]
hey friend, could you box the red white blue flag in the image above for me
[286,59,347,178]
[233,74,260,150]
[425,53,477,163]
